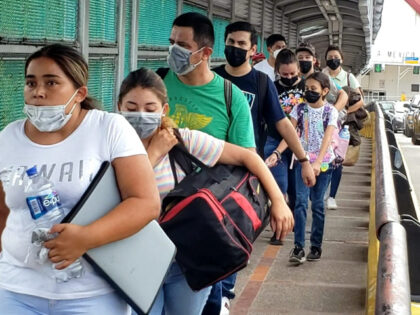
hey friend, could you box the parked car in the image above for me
[378,100,395,120]
[392,101,407,132]
[403,104,416,137]
[412,108,420,145]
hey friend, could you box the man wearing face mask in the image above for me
[254,34,287,81]
[295,42,348,112]
[211,22,315,315]
[159,12,255,151]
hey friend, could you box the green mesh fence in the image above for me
[124,0,132,76]
[0,0,77,42]
[89,0,117,44]
[88,58,116,112]
[182,3,206,15]
[138,0,177,47]
[213,17,229,59]
[137,59,167,71]
[0,59,25,131]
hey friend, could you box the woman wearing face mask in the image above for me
[118,68,294,315]
[322,45,364,210]
[273,72,338,264]
[0,44,160,314]
[264,49,305,245]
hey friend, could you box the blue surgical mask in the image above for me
[121,110,163,139]
[167,44,203,75]
[23,89,79,132]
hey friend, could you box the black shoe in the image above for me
[307,246,322,261]
[270,233,283,245]
[289,246,305,264]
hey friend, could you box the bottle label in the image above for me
[26,190,62,220]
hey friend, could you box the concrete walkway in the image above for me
[231,138,372,315]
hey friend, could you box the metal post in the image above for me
[78,0,89,62]
[116,0,126,110]
[177,0,184,16]
[248,0,252,23]
[231,0,236,22]
[261,0,265,53]
[208,0,213,20]
[130,0,139,71]
[397,65,400,99]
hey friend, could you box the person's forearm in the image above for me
[277,120,306,160]
[84,196,160,250]
[334,89,348,111]
[275,139,289,154]
[347,99,364,113]
[316,127,335,163]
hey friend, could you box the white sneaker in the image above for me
[327,197,338,210]
[220,296,230,315]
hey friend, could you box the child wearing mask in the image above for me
[274,72,338,264]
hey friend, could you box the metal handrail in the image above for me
[374,103,411,314]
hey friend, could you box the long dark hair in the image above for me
[25,44,98,110]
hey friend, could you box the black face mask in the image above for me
[299,60,313,74]
[224,45,248,67]
[280,76,299,87]
[327,59,341,70]
[304,90,321,103]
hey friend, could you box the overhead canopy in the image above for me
[274,0,384,74]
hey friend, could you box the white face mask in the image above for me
[120,110,163,139]
[23,89,79,132]
[273,49,282,59]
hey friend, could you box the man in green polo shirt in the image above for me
[164,12,255,149]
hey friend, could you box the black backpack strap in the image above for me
[256,71,269,156]
[224,79,232,119]
[168,129,207,184]
[156,67,170,80]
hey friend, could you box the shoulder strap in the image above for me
[168,129,197,184]
[347,72,350,88]
[322,104,331,130]
[297,103,305,133]
[224,79,232,119]
[257,71,268,122]
[156,67,170,80]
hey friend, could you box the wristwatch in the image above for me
[298,154,310,163]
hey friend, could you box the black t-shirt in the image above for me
[213,66,286,149]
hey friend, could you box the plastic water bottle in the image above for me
[25,166,84,282]
[335,125,350,159]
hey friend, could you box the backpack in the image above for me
[156,67,233,118]
[212,65,269,157]
[158,129,270,290]
[296,102,332,134]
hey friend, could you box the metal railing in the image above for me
[374,104,412,314]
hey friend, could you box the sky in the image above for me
[371,0,420,63]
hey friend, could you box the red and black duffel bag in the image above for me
[158,138,270,291]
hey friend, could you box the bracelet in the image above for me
[273,150,281,160]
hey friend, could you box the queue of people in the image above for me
[0,11,364,315]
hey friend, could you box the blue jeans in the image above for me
[294,163,332,248]
[329,164,343,198]
[202,273,236,315]
[264,137,296,210]
[148,262,211,315]
[0,288,130,315]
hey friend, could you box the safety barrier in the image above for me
[374,104,412,314]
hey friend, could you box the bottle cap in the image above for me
[26,166,38,177]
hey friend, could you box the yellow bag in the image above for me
[343,145,360,166]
